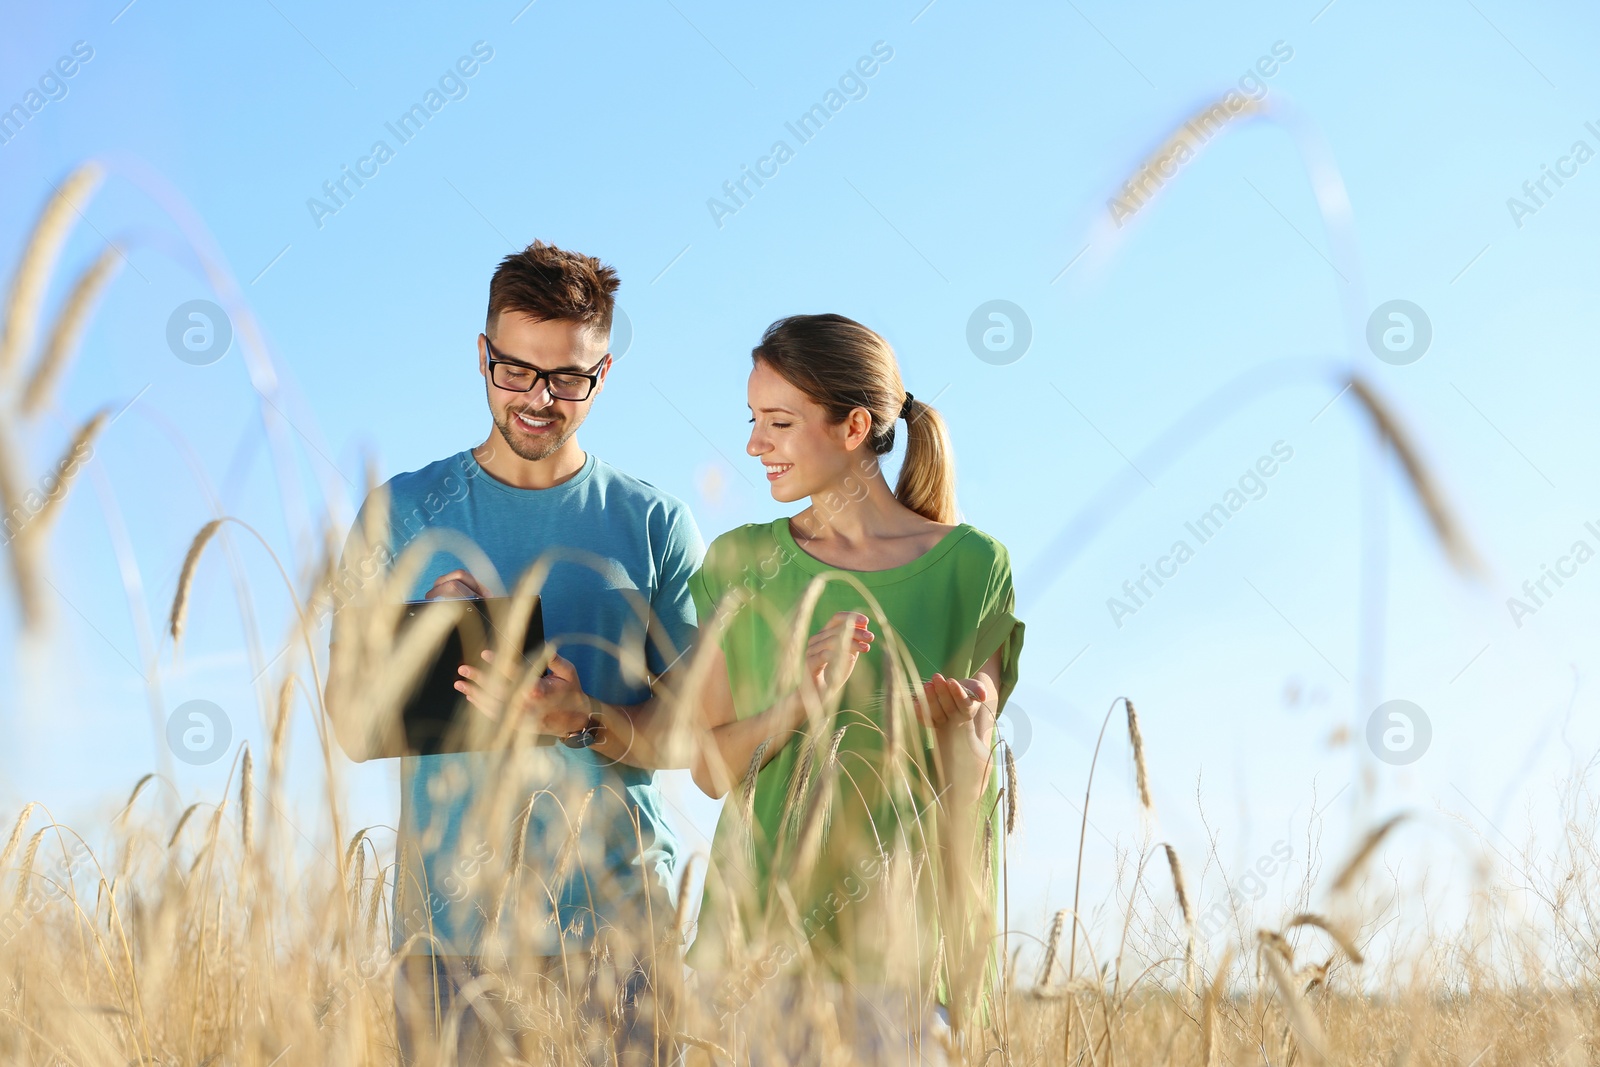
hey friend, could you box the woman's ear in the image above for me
[842,406,874,452]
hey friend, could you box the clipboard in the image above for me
[397,594,562,755]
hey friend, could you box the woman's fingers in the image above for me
[920,673,981,729]
[809,614,873,652]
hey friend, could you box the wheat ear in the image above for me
[0,163,106,379]
[1348,377,1480,575]
[1003,741,1019,835]
[1262,935,1328,1067]
[1163,843,1193,925]
[25,407,109,538]
[1285,912,1365,965]
[21,244,123,415]
[1037,908,1065,986]
[0,803,39,872]
[1331,812,1408,894]
[239,746,253,851]
[168,803,203,849]
[169,518,224,646]
[11,828,46,911]
[1125,697,1152,811]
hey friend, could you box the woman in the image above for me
[685,314,1025,1061]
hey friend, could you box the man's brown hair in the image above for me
[486,240,619,336]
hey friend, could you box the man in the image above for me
[327,241,702,1064]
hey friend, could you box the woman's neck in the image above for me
[792,467,919,547]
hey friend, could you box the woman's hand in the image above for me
[919,672,993,734]
[806,611,874,698]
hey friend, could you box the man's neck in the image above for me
[472,434,588,490]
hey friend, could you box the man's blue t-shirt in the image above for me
[342,449,702,956]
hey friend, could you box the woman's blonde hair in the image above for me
[753,314,957,524]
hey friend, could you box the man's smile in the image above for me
[514,410,560,433]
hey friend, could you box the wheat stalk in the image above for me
[21,245,124,416]
[115,775,154,825]
[980,817,995,888]
[1286,912,1365,965]
[167,802,203,849]
[0,422,41,626]
[23,407,108,539]
[11,828,45,912]
[1163,843,1192,927]
[268,675,293,783]
[1,802,39,872]
[1003,741,1019,836]
[1258,927,1296,967]
[1126,697,1152,812]
[673,853,698,947]
[169,518,224,647]
[788,726,848,886]
[344,830,368,907]
[365,862,386,939]
[490,792,536,928]
[674,1031,730,1061]
[1348,377,1480,576]
[740,738,770,831]
[238,746,253,852]
[1038,908,1065,986]
[1262,934,1329,1067]
[0,163,106,380]
[1065,694,1143,1056]
[1331,812,1408,894]
[1199,947,1233,1067]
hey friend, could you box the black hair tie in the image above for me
[899,392,915,420]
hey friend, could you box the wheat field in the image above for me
[1,165,1597,1066]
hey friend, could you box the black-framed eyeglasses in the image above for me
[483,334,606,401]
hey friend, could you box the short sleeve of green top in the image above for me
[685,517,1025,987]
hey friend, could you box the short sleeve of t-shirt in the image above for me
[973,542,1025,714]
[649,504,705,674]
[686,524,768,637]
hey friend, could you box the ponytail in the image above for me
[895,397,958,523]
[752,315,959,523]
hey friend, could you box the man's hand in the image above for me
[455,648,594,738]
[425,569,491,601]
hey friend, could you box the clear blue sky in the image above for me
[4,0,1598,959]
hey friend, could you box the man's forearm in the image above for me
[587,690,694,770]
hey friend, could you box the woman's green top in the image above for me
[686,516,1025,990]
